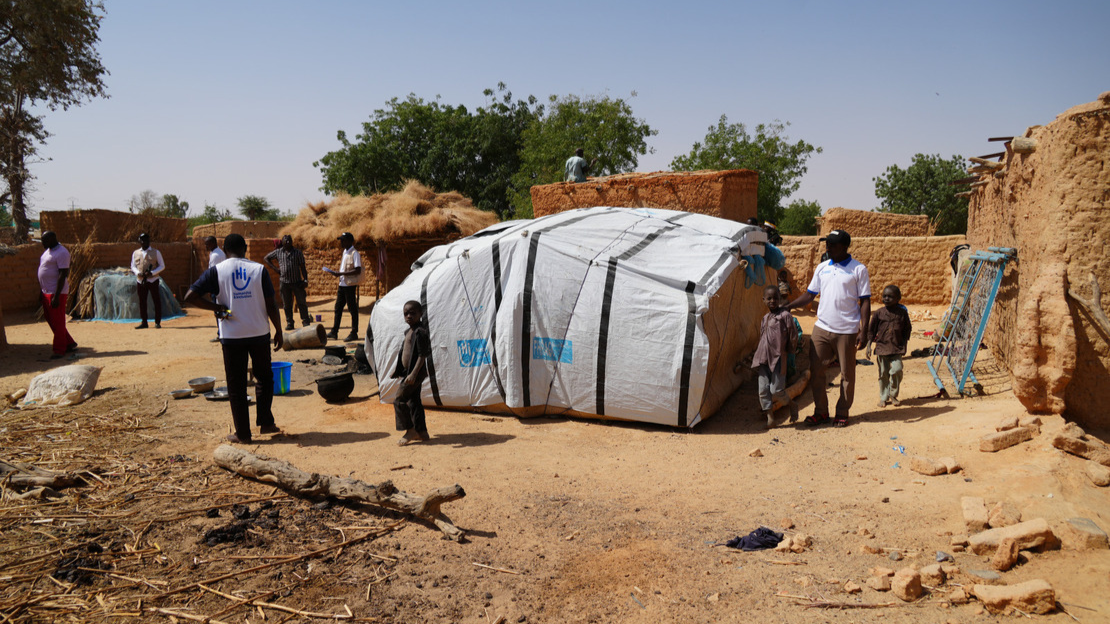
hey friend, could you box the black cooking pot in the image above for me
[315,372,354,403]
[323,345,347,360]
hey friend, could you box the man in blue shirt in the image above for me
[185,234,284,444]
[564,148,597,183]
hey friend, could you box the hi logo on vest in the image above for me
[232,266,253,291]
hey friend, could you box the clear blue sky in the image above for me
[27,0,1110,219]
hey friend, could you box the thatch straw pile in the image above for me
[282,181,499,248]
[66,231,99,316]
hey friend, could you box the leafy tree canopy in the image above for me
[315,86,654,220]
[670,116,821,226]
[873,153,969,235]
[237,194,280,220]
[779,199,822,236]
[186,203,235,235]
[510,93,656,218]
[127,190,189,218]
[1,0,109,240]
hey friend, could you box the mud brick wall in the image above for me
[0,227,22,245]
[192,220,287,240]
[816,207,932,237]
[967,93,1110,428]
[777,235,967,306]
[530,169,758,222]
[0,242,194,312]
[41,209,187,243]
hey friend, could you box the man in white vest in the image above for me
[185,234,284,444]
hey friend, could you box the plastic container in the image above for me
[272,362,292,395]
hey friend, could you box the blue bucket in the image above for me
[272,361,292,395]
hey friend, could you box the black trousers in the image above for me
[221,335,274,439]
[280,281,312,327]
[394,384,427,434]
[333,285,359,334]
[137,279,162,324]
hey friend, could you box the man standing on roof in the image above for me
[184,234,283,444]
[785,229,871,428]
[131,233,165,329]
[265,234,312,330]
[38,231,77,359]
[322,232,362,342]
[564,148,598,183]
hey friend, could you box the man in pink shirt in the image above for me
[38,231,77,359]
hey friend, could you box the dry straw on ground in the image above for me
[282,181,499,248]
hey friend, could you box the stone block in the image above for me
[1052,432,1110,466]
[996,416,1019,431]
[1018,416,1042,433]
[1057,517,1108,550]
[969,518,1054,555]
[1087,462,1110,486]
[937,457,961,474]
[866,576,891,591]
[947,588,969,604]
[961,497,989,532]
[991,537,1020,571]
[891,567,922,602]
[909,456,947,476]
[987,501,1022,528]
[844,581,862,594]
[980,427,1034,452]
[869,566,895,577]
[971,580,1055,615]
[919,563,946,586]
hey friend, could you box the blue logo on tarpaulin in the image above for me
[533,338,572,363]
[457,339,491,367]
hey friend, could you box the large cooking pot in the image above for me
[315,372,354,403]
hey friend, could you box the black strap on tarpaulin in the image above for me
[677,280,698,427]
[420,270,442,406]
[487,240,507,400]
[595,223,680,415]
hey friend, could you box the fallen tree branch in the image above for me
[0,460,84,491]
[213,445,466,541]
[1068,271,1110,342]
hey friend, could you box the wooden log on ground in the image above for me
[1011,137,1037,153]
[212,445,467,541]
[0,460,85,491]
[773,370,811,411]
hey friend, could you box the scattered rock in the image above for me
[1051,430,1110,466]
[870,566,895,577]
[991,537,1020,571]
[748,447,763,458]
[909,456,947,476]
[793,576,812,588]
[1057,517,1109,550]
[980,427,1035,452]
[935,551,954,562]
[706,592,720,603]
[774,536,794,552]
[856,454,867,461]
[844,581,862,594]
[1018,416,1042,433]
[891,567,922,601]
[946,588,969,604]
[866,576,891,591]
[856,527,871,536]
[937,457,961,474]
[792,533,812,548]
[971,579,1056,615]
[961,497,989,532]
[987,501,1022,528]
[780,517,795,530]
[969,518,1055,555]
[861,544,882,555]
[888,551,903,561]
[966,569,1002,583]
[951,544,965,553]
[920,563,946,586]
[996,416,1019,431]
[881,496,890,503]
[950,534,969,547]
[940,563,960,576]
[1086,462,1110,487]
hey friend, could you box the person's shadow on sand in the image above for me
[267,431,389,447]
[423,432,515,448]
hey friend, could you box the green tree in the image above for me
[237,194,280,220]
[670,116,821,226]
[1,0,109,241]
[186,203,234,235]
[159,193,188,218]
[779,199,822,236]
[510,93,656,218]
[314,84,542,219]
[873,153,969,235]
[127,189,160,213]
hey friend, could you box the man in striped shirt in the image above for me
[264,234,312,330]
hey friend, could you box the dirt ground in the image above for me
[2,298,1109,623]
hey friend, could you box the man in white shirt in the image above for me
[38,231,77,359]
[131,233,166,329]
[184,234,283,444]
[323,232,362,342]
[204,236,227,341]
[785,230,871,428]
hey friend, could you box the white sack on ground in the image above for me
[367,207,775,427]
[23,365,102,407]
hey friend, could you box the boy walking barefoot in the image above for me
[866,285,912,407]
[391,301,431,446]
[753,285,799,428]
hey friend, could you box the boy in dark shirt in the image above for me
[753,285,799,428]
[391,300,431,446]
[865,285,912,407]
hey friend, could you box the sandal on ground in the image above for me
[397,436,421,446]
[833,416,849,428]
[804,413,830,427]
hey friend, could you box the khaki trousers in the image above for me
[809,325,858,417]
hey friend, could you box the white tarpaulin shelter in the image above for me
[367,206,777,427]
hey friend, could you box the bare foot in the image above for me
[764,410,775,429]
[877,400,887,408]
[788,402,799,422]
[416,432,431,441]
[226,433,252,444]
[891,398,901,407]
[397,436,420,446]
